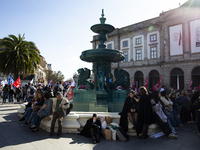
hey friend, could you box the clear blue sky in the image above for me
[0,0,187,81]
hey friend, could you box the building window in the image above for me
[150,34,157,42]
[150,46,157,59]
[107,44,112,49]
[123,41,128,47]
[136,38,141,45]
[136,49,142,60]
[123,52,128,62]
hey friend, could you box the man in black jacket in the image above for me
[79,114,102,144]
[191,87,200,121]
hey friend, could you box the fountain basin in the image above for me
[80,48,124,62]
[91,24,115,33]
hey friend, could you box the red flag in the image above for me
[153,83,159,91]
[145,76,148,88]
[190,78,193,90]
[179,31,182,46]
[13,77,21,88]
[153,75,162,91]
[132,79,137,88]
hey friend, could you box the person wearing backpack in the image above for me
[49,91,70,136]
[27,84,36,102]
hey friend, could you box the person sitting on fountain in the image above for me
[119,90,139,133]
[78,113,102,144]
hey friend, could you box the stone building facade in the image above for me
[91,0,200,90]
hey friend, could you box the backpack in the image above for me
[30,87,34,95]
[64,102,73,115]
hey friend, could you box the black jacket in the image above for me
[191,91,200,103]
[80,118,102,137]
[119,96,138,132]
[137,94,154,134]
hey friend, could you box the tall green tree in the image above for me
[0,34,41,80]
[45,69,65,85]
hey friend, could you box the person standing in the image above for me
[170,92,182,126]
[191,87,199,122]
[49,92,69,136]
[2,84,9,104]
[137,86,154,139]
[8,85,14,104]
[16,87,21,102]
[27,84,36,102]
[197,102,200,136]
[176,91,188,124]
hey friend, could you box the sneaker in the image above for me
[168,133,178,139]
[19,117,25,121]
[172,131,177,135]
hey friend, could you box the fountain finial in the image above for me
[100,9,106,24]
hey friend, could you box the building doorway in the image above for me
[134,71,144,88]
[149,70,159,89]
[191,66,200,88]
[170,68,184,90]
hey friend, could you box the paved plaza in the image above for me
[0,99,199,150]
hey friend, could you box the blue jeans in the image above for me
[3,93,8,103]
[170,111,176,127]
[23,107,33,119]
[174,105,182,117]
[32,114,45,129]
[167,119,174,132]
[27,112,37,123]
[173,109,181,125]
[9,94,13,102]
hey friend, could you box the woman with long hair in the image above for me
[119,90,139,132]
[19,90,40,122]
[137,86,154,139]
[30,91,53,132]
[151,91,178,138]
[24,90,45,125]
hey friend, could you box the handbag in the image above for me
[103,128,112,140]
[37,109,48,117]
[32,105,40,112]
[162,109,171,119]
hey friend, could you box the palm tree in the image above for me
[0,34,41,80]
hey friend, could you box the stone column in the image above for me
[183,22,190,59]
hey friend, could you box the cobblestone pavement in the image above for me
[0,99,199,150]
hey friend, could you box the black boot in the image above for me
[90,128,96,144]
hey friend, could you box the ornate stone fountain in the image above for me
[73,10,130,112]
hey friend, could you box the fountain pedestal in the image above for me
[73,10,130,112]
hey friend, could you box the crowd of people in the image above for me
[16,82,71,135]
[1,81,200,143]
[0,81,69,104]
[119,86,200,139]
